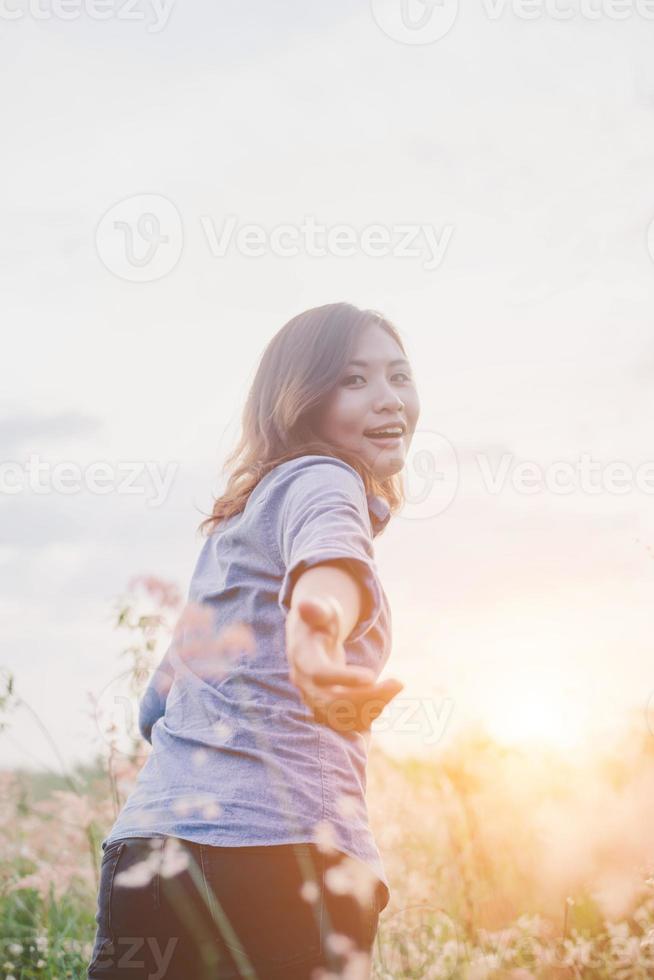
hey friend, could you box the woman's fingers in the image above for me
[296,596,342,638]
[311,664,376,686]
[331,678,404,711]
[287,601,405,732]
[307,678,405,733]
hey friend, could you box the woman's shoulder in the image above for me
[254,455,370,523]
[258,454,393,538]
[260,454,365,497]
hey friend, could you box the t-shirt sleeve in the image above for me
[269,457,384,644]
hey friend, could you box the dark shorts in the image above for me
[87,836,383,979]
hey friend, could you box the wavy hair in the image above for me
[198,302,407,537]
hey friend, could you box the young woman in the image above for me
[87,302,420,979]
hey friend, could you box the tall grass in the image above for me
[1,578,653,978]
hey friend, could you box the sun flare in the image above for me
[478,667,591,751]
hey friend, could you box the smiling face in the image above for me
[312,321,420,479]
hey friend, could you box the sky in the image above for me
[2,0,654,771]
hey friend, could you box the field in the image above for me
[1,579,653,979]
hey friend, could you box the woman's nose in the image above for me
[374,386,404,411]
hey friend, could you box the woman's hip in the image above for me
[87,836,380,979]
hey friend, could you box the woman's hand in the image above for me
[285,595,404,734]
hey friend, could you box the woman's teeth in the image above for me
[365,429,403,439]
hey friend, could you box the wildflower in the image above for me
[172,604,256,681]
[467,952,502,979]
[212,720,232,741]
[157,838,189,876]
[300,880,320,903]
[334,793,360,819]
[325,932,355,956]
[313,820,337,855]
[201,801,221,819]
[324,857,378,907]
[115,855,158,888]
[172,797,193,817]
[128,575,182,610]
[340,950,373,980]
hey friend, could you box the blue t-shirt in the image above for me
[103,454,393,911]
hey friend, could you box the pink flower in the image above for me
[128,575,183,610]
[172,602,256,681]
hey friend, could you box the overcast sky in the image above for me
[2,0,654,771]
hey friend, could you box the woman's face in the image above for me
[313,322,420,479]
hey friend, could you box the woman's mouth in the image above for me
[363,425,405,448]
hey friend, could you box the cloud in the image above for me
[0,407,103,457]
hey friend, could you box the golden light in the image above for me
[476,655,593,751]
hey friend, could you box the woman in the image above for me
[87,302,420,979]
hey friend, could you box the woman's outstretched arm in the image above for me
[290,560,362,643]
[285,559,403,733]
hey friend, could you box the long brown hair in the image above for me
[198,302,407,537]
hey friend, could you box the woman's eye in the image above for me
[342,374,366,385]
[393,372,412,383]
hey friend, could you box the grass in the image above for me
[1,577,653,978]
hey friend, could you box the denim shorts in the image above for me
[87,836,383,979]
